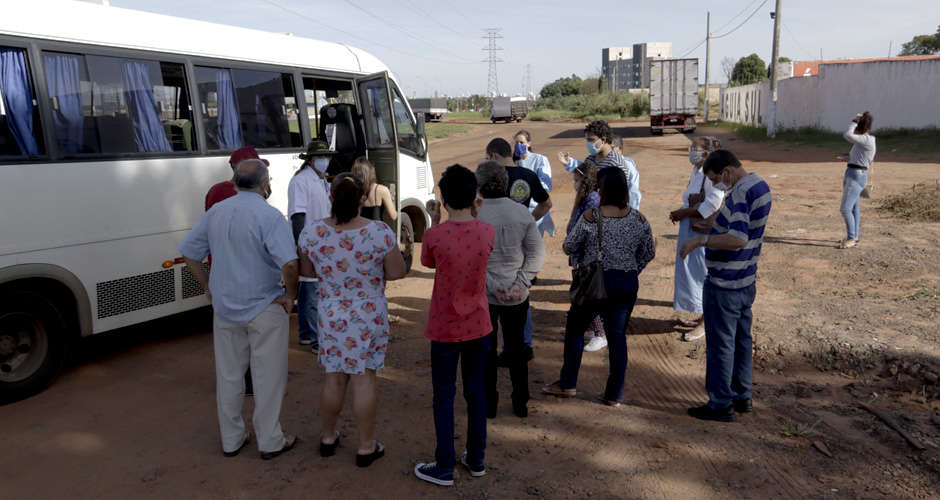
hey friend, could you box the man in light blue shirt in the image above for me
[179,159,300,459]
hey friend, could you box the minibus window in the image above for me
[0,47,45,158]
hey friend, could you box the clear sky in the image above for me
[110,0,938,98]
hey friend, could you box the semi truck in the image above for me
[491,96,529,123]
[409,97,448,122]
[649,58,699,135]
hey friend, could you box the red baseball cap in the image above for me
[229,146,270,166]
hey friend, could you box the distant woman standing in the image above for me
[352,157,398,223]
[839,112,875,249]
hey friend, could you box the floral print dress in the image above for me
[299,220,396,374]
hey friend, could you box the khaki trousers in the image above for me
[213,303,288,453]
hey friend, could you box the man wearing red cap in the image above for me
[206,147,270,211]
[204,147,271,396]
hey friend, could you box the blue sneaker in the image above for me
[414,462,454,486]
[460,452,486,477]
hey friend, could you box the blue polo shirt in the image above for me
[179,191,297,323]
[705,173,772,290]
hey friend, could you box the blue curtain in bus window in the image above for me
[43,53,83,154]
[0,48,40,155]
[215,69,242,150]
[369,88,390,145]
[121,61,172,153]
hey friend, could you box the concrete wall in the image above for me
[719,59,940,131]
[719,82,770,126]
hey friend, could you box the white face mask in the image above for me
[313,157,330,174]
[689,149,705,166]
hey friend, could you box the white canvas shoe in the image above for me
[584,336,608,352]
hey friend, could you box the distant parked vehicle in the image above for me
[649,58,698,135]
[491,96,529,123]
[409,97,448,122]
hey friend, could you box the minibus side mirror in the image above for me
[416,113,426,139]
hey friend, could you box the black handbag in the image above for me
[570,208,608,306]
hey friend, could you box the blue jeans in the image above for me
[703,281,756,409]
[297,281,319,342]
[431,333,492,470]
[559,270,639,402]
[840,167,868,241]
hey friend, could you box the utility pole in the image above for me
[888,40,893,57]
[704,11,711,122]
[482,28,503,97]
[767,0,782,137]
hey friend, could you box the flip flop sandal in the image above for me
[355,441,385,468]
[319,432,341,457]
[260,434,298,460]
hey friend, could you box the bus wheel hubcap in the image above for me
[0,313,47,382]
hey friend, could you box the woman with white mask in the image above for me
[289,140,335,350]
[668,136,724,342]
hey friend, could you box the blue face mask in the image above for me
[586,139,602,156]
[514,143,528,157]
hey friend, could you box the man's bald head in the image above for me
[234,159,269,191]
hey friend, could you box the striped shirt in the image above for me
[705,173,772,290]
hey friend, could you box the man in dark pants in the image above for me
[680,149,772,422]
[475,161,545,418]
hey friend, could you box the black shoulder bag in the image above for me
[569,208,608,306]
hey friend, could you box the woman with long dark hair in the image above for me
[297,173,407,467]
[543,168,655,406]
[569,161,607,352]
[839,112,876,249]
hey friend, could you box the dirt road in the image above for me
[2,120,938,499]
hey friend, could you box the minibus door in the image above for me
[355,72,407,255]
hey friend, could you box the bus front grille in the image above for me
[96,269,175,319]
[181,263,209,299]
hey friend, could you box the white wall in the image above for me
[719,82,770,126]
[720,59,940,131]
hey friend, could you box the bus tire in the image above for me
[0,290,69,404]
[400,214,415,274]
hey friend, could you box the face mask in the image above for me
[586,139,601,156]
[263,181,272,199]
[713,172,731,191]
[689,149,705,165]
[514,143,528,157]
[313,157,330,174]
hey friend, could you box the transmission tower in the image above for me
[522,64,532,98]
[482,28,503,97]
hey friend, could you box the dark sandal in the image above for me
[319,432,340,457]
[355,441,385,468]
[260,434,297,460]
[223,433,251,457]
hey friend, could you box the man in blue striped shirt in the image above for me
[679,150,771,422]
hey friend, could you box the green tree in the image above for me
[898,26,940,55]
[539,74,582,98]
[731,53,769,86]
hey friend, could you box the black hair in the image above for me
[485,137,512,159]
[584,120,612,144]
[476,161,509,199]
[855,111,873,135]
[330,173,364,224]
[438,164,478,210]
[233,159,268,189]
[702,149,742,175]
[597,167,629,209]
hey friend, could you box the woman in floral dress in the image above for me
[298,173,407,467]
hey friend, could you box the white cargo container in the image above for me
[649,58,699,135]
[490,96,529,123]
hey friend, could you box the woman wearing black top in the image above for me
[352,157,398,222]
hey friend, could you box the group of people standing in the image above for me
[177,118,776,488]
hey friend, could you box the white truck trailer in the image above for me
[649,58,699,135]
[409,97,448,122]
[491,96,529,123]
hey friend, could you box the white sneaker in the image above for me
[584,336,607,352]
[682,324,706,342]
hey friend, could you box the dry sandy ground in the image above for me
[2,120,938,499]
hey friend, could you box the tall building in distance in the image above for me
[602,42,672,91]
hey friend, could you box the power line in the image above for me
[710,0,771,39]
[398,0,474,37]
[258,0,462,65]
[678,38,707,58]
[713,0,763,34]
[341,0,475,63]
[782,21,815,60]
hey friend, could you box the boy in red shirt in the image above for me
[414,165,495,487]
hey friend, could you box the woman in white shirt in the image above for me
[669,137,724,341]
[839,112,876,249]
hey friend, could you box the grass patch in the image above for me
[528,109,578,122]
[878,181,940,221]
[444,111,488,121]
[425,123,472,140]
[909,283,940,299]
[710,122,940,154]
[780,419,820,438]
